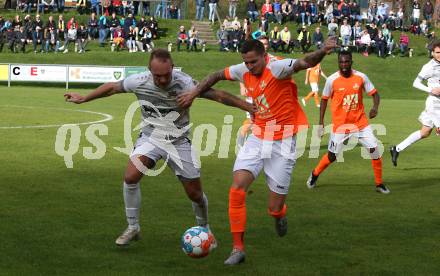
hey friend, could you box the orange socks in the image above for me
[371,158,383,186]
[304,92,314,101]
[313,153,332,176]
[229,187,246,250]
[314,94,320,106]
[268,204,287,218]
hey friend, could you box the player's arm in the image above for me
[305,69,309,84]
[369,92,380,119]
[318,98,328,137]
[413,75,440,95]
[291,36,337,73]
[177,70,227,108]
[64,81,123,104]
[321,70,328,80]
[200,88,256,114]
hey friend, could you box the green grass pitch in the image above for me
[0,17,439,275]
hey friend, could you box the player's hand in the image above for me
[249,103,258,118]
[64,93,86,104]
[177,91,197,108]
[431,87,440,95]
[322,36,338,54]
[369,108,378,119]
[317,124,325,138]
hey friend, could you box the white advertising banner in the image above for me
[10,65,67,82]
[69,66,125,83]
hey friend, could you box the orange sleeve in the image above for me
[367,88,377,96]
[224,67,232,80]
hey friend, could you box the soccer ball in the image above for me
[181,226,215,258]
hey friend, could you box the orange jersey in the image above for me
[322,70,377,133]
[225,58,308,140]
[307,64,321,83]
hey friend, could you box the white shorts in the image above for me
[131,133,201,179]
[310,82,319,93]
[418,96,440,128]
[328,125,378,154]
[233,135,296,195]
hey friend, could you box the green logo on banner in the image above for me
[113,71,122,80]
[125,67,147,77]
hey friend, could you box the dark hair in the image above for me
[240,39,265,55]
[338,50,352,60]
[431,40,440,51]
[149,49,173,66]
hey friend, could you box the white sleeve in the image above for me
[322,77,333,98]
[413,76,432,93]
[361,73,376,95]
[269,58,297,79]
[225,63,248,82]
[122,74,141,93]
[413,64,432,93]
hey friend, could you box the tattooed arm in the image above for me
[177,70,227,108]
[201,88,256,114]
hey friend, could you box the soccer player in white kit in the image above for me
[390,41,440,166]
[64,49,255,247]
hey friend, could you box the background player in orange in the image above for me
[306,50,390,194]
[302,63,327,108]
[178,38,337,265]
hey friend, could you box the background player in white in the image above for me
[390,41,440,166]
[64,49,255,246]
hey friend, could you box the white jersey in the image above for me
[416,59,440,127]
[121,69,196,143]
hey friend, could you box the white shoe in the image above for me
[115,227,141,246]
[376,184,391,194]
[317,104,320,108]
[63,49,68,54]
[58,46,64,51]
[301,98,306,106]
[224,248,245,265]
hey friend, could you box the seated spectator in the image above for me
[327,18,338,37]
[399,31,409,56]
[91,0,101,17]
[273,0,283,24]
[32,22,44,53]
[88,13,99,40]
[297,25,311,53]
[223,17,233,31]
[22,0,36,13]
[77,24,88,53]
[112,0,123,15]
[139,26,153,52]
[67,16,78,32]
[123,13,136,38]
[259,15,269,33]
[312,26,324,49]
[269,25,281,52]
[122,1,134,16]
[229,25,243,52]
[57,14,66,41]
[147,16,158,39]
[281,0,293,23]
[112,25,125,51]
[280,25,293,53]
[386,31,395,56]
[0,28,4,53]
[359,29,371,56]
[45,15,56,31]
[251,25,266,40]
[261,0,274,22]
[176,25,189,51]
[217,25,229,51]
[38,0,55,14]
[231,16,241,30]
[247,0,259,22]
[298,1,311,26]
[45,27,59,53]
[59,24,77,53]
[126,25,136,52]
[352,21,363,44]
[420,20,429,36]
[340,18,352,47]
[76,0,87,14]
[188,26,200,51]
[15,26,26,53]
[109,13,120,40]
[169,4,179,19]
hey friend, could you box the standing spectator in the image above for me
[98,15,109,47]
[396,8,404,30]
[269,25,281,52]
[91,0,101,17]
[261,0,274,22]
[45,27,59,53]
[399,31,409,56]
[386,30,395,56]
[59,24,77,53]
[155,0,166,18]
[280,25,292,53]
[88,13,99,40]
[327,17,338,37]
[147,16,158,39]
[195,0,205,21]
[77,24,88,53]
[243,17,252,40]
[259,15,269,33]
[352,21,362,45]
[423,1,434,23]
[281,0,292,23]
[340,18,352,47]
[176,25,189,51]
[324,0,333,24]
[208,0,218,23]
[375,30,386,58]
[229,0,239,19]
[412,0,421,25]
[312,26,324,49]
[247,0,259,22]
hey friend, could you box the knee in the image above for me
[327,152,337,162]
[124,170,142,184]
[420,129,431,138]
[187,188,203,202]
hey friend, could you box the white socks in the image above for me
[123,182,141,230]
[396,131,422,152]
[192,193,209,227]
